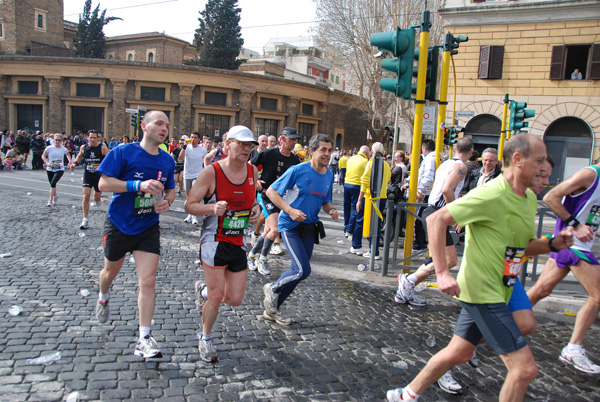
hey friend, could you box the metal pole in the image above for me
[382,195,394,276]
[435,40,451,170]
[402,11,430,265]
[498,94,510,164]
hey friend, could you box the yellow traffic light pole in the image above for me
[498,94,510,165]
[403,11,431,264]
[434,48,451,169]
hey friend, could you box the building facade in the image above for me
[441,0,600,184]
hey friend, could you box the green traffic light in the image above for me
[371,27,416,99]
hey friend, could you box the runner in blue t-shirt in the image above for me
[262,134,339,325]
[94,110,175,359]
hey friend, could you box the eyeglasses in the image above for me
[230,139,253,147]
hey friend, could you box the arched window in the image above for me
[148,52,154,63]
[108,55,113,60]
[127,53,133,61]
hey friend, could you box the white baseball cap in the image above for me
[227,126,258,144]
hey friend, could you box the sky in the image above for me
[62,0,318,53]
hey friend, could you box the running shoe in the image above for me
[247,254,258,271]
[468,348,479,368]
[80,218,89,230]
[386,387,418,402]
[194,281,207,314]
[398,274,427,307]
[559,346,600,374]
[344,232,352,238]
[263,309,292,326]
[198,338,218,363]
[363,251,381,260]
[437,370,463,394]
[257,257,270,276]
[184,214,192,223]
[350,247,364,255]
[47,202,52,208]
[192,216,199,225]
[95,300,110,323]
[269,243,285,256]
[90,201,97,207]
[134,334,162,359]
[263,283,278,314]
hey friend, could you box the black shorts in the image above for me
[454,301,527,355]
[174,165,183,174]
[83,171,100,192]
[260,193,281,216]
[103,219,160,262]
[200,241,247,272]
[422,205,457,247]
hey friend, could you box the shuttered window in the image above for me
[478,46,504,79]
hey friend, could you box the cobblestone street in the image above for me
[0,171,599,401]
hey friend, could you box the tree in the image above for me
[313,0,445,146]
[73,0,121,59]
[186,0,244,70]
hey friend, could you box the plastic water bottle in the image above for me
[337,240,344,245]
[357,264,366,271]
[66,391,80,402]
[27,351,61,365]
[8,305,21,316]
[338,249,349,255]
[426,334,436,348]
[27,192,32,195]
[80,289,90,297]
[78,232,85,238]
[153,192,164,205]
[414,282,426,292]
[0,253,13,258]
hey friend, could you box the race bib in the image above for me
[51,160,63,170]
[221,209,250,236]
[586,205,600,231]
[86,163,99,173]
[134,193,155,215]
[503,247,526,287]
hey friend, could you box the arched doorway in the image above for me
[544,117,593,185]
[335,133,342,149]
[463,114,501,156]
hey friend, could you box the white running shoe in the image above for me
[184,214,192,223]
[386,387,418,402]
[134,334,162,359]
[250,232,260,247]
[263,309,292,326]
[559,346,600,374]
[398,274,427,307]
[350,247,364,255]
[269,243,285,256]
[257,257,270,275]
[437,370,463,394]
[263,283,278,314]
[468,348,479,368]
[80,218,89,230]
[247,254,258,271]
[192,216,199,225]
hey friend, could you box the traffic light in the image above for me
[448,126,462,145]
[385,126,395,143]
[131,114,139,127]
[444,33,468,55]
[412,46,440,101]
[443,126,451,145]
[509,101,536,133]
[371,27,416,99]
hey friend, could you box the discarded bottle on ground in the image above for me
[426,334,436,348]
[8,305,21,316]
[357,264,366,271]
[338,249,349,255]
[27,351,61,365]
[0,253,13,258]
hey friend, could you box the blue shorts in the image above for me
[257,193,269,218]
[454,301,527,355]
[550,248,599,268]
[507,278,532,312]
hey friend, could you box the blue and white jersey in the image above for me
[553,165,600,252]
[270,161,333,232]
[97,143,175,236]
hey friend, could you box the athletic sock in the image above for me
[201,333,212,341]
[402,385,420,401]
[98,291,109,302]
[566,343,583,353]
[406,274,418,286]
[139,326,151,340]
[261,237,275,258]
[250,236,264,255]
